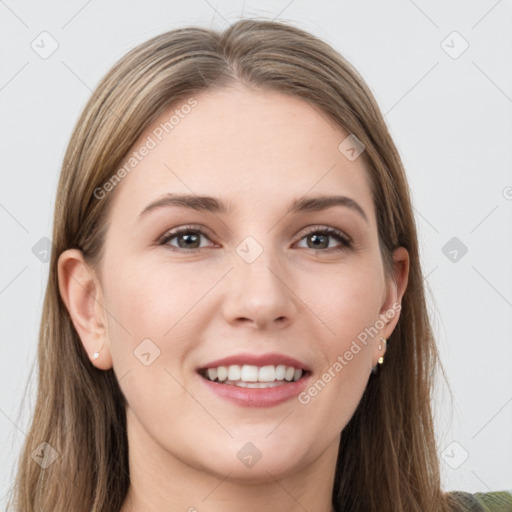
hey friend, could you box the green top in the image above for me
[448,490,512,511]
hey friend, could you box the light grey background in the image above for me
[1,0,511,506]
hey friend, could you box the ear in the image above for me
[57,249,112,370]
[378,246,410,341]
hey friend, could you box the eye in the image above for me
[158,225,352,253]
[295,226,352,252]
[158,225,215,253]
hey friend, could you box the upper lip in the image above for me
[198,352,310,372]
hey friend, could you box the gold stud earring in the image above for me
[378,337,387,365]
[92,341,105,360]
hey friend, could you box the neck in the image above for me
[120,408,339,512]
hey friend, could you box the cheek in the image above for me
[104,257,202,335]
[312,256,385,337]
[300,260,383,420]
[101,259,186,372]
[101,262,208,434]
[301,316,375,443]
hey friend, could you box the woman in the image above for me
[8,18,511,512]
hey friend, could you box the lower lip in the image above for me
[199,373,310,408]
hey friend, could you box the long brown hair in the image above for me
[9,18,462,511]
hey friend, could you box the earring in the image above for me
[378,337,387,365]
[92,341,105,360]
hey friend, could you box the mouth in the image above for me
[198,364,309,388]
[196,353,311,407]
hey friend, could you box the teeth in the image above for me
[227,365,241,380]
[284,366,295,381]
[217,366,228,382]
[203,364,304,384]
[222,380,287,388]
[240,365,259,382]
[258,365,276,382]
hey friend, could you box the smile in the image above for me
[200,364,304,388]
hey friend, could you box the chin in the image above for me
[202,458,305,485]
[187,438,312,483]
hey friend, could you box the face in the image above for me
[71,85,407,482]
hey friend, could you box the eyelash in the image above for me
[158,224,352,254]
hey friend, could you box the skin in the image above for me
[58,84,409,512]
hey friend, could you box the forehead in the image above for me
[108,85,375,224]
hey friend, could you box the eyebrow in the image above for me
[138,193,368,223]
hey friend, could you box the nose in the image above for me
[221,247,298,330]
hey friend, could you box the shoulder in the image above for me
[446,490,512,511]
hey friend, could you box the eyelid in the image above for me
[158,224,352,252]
[299,225,352,244]
[157,224,214,246]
